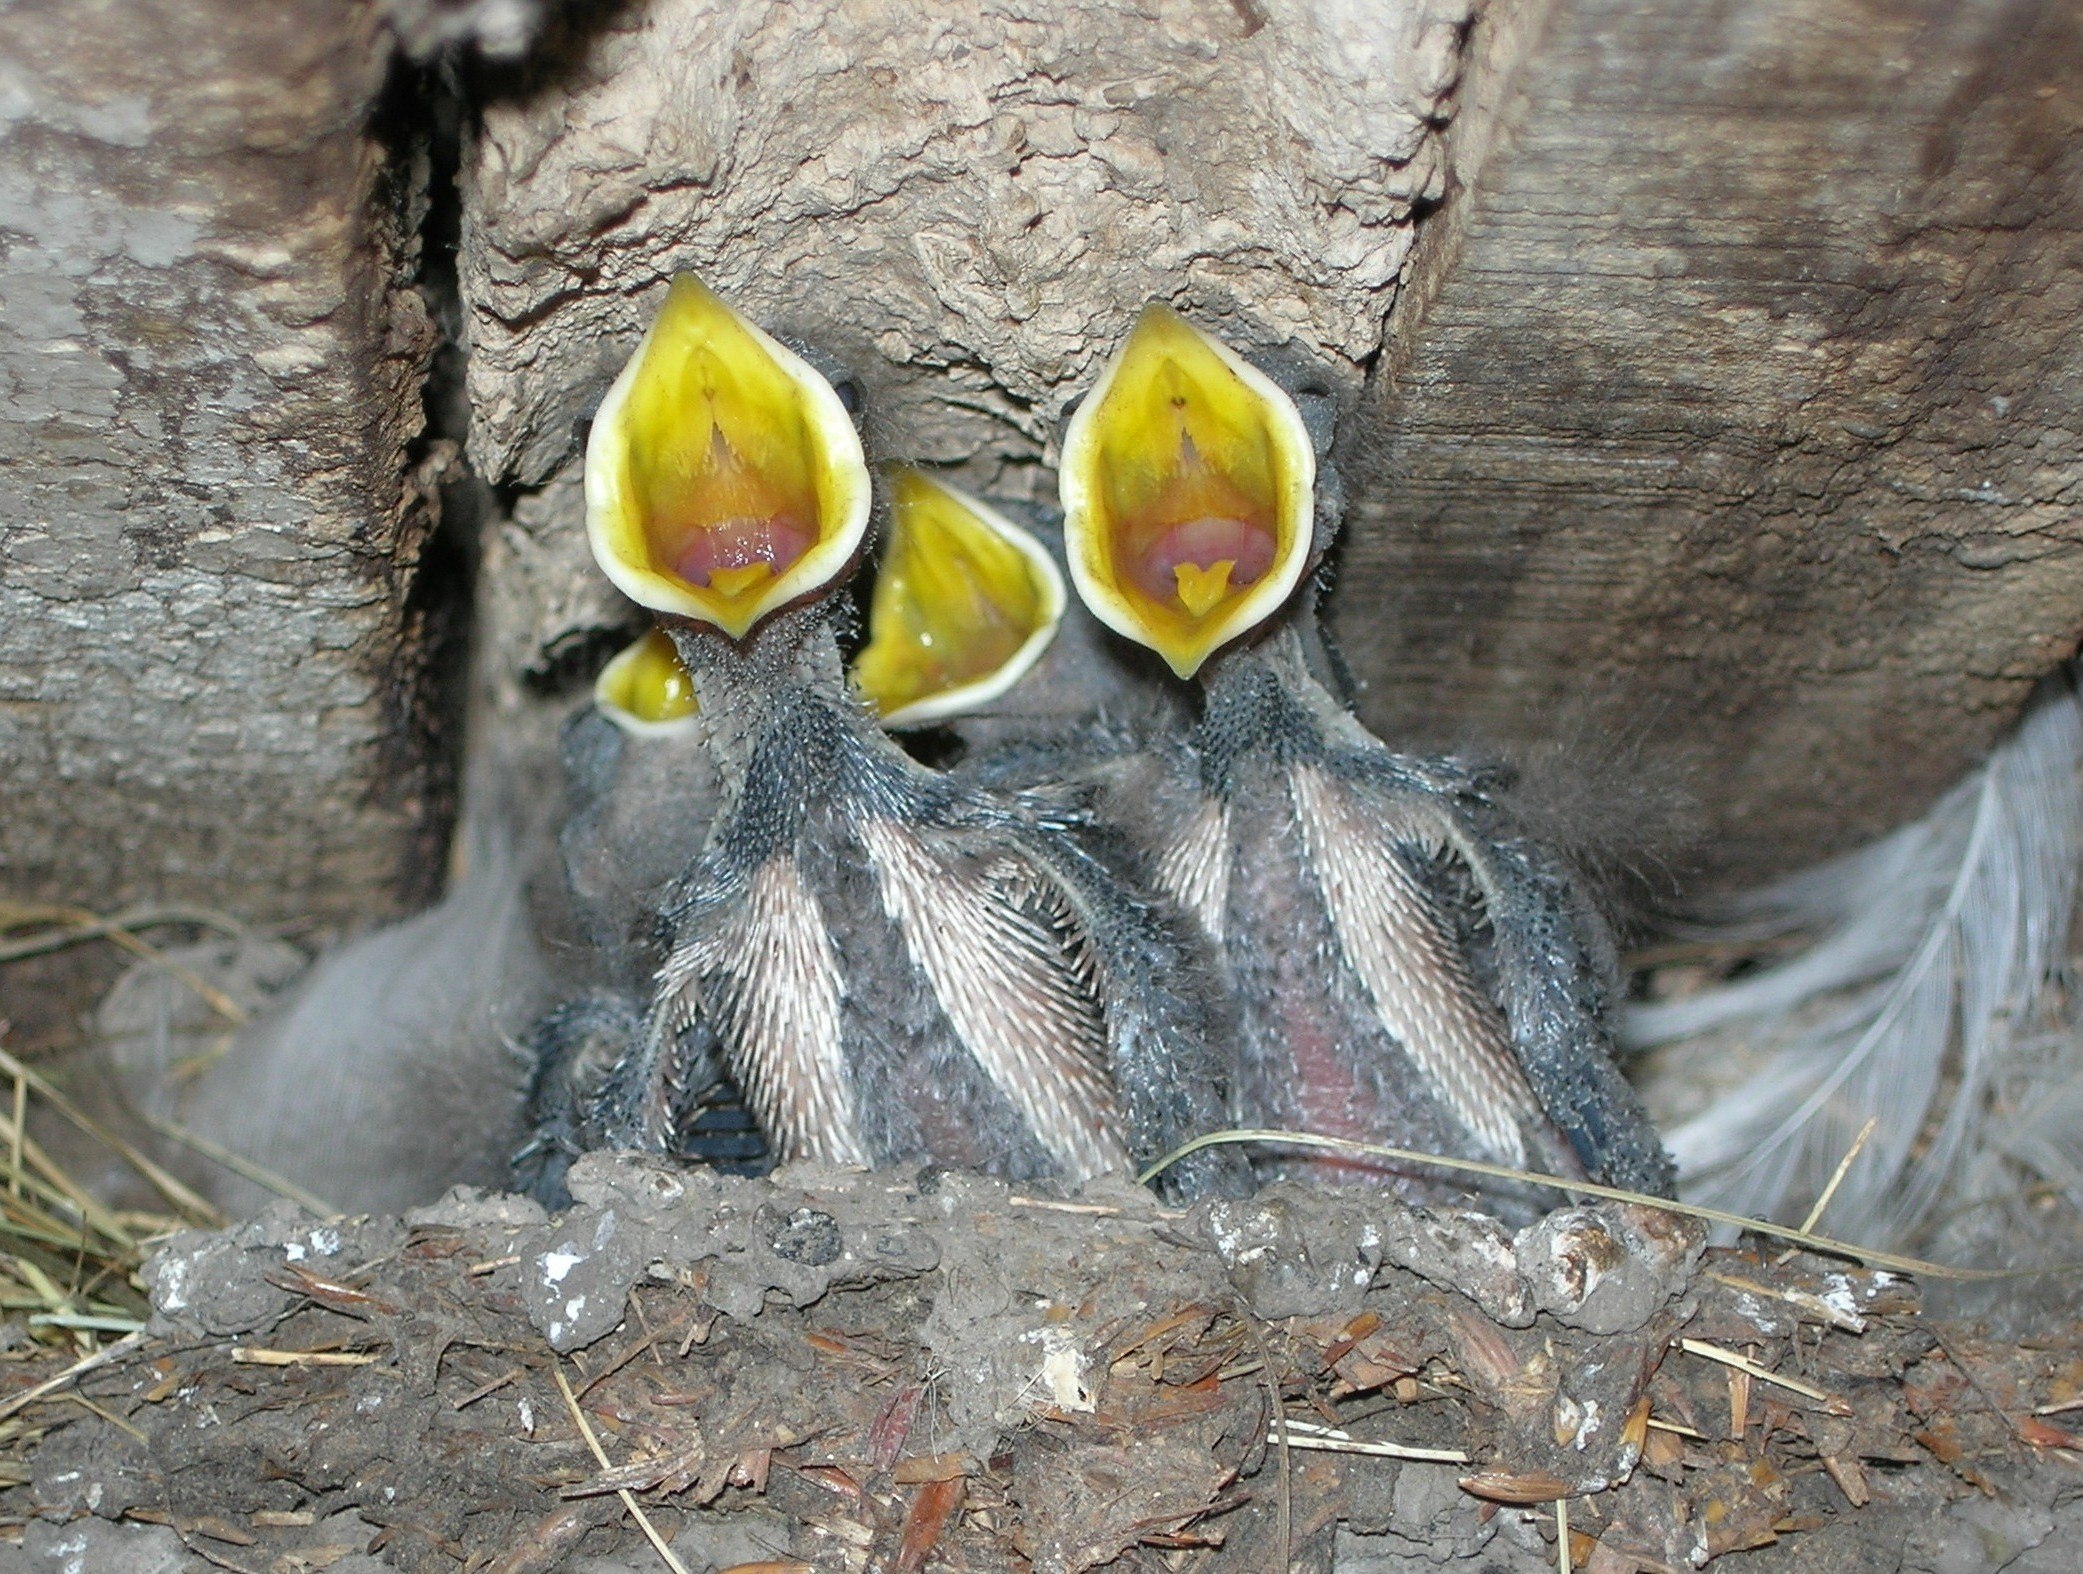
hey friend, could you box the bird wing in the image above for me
[1628,668,2083,1238]
[1152,796,1233,944]
[657,854,869,1168]
[860,816,1129,1184]
[1371,762,1671,1197]
[1288,762,1543,1168]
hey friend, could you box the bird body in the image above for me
[552,275,1241,1199]
[1060,305,1674,1208]
[595,606,1125,1182]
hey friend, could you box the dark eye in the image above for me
[833,377,863,417]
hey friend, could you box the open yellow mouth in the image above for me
[586,275,872,640]
[1059,304,1314,679]
[594,626,700,738]
[852,468,1065,728]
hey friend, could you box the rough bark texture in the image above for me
[1334,0,2083,890]
[460,0,1469,489]
[0,0,444,925]
[461,0,2083,901]
[10,0,2083,924]
[457,0,1475,698]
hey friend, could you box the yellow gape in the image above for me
[852,468,1066,728]
[586,275,872,639]
[1060,304,1315,679]
[594,627,700,737]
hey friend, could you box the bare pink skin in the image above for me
[670,512,815,588]
[1127,515,1274,606]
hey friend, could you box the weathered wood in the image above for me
[456,0,1474,693]
[11,0,2080,925]
[1334,0,2083,891]
[459,0,1471,488]
[0,0,443,923]
[461,0,2083,900]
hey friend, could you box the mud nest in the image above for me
[2,1157,2080,1573]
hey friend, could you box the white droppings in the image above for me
[541,1250,582,1285]
[1575,1398,1602,1448]
[155,1256,190,1313]
[1819,1273,1865,1321]
[1024,1326,1095,1413]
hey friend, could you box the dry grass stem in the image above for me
[230,1349,383,1368]
[138,1112,336,1218]
[1644,1416,1704,1439]
[0,1043,220,1226]
[0,1330,145,1424]
[552,1363,692,1574]
[1006,1196,1122,1216]
[0,903,249,1024]
[1797,1117,1880,1236]
[1142,1128,2082,1282]
[1268,1420,1470,1464]
[1677,1339,1841,1408]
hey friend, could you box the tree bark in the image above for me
[0,0,444,925]
[1335,0,2083,889]
[460,0,2083,897]
[8,0,2082,922]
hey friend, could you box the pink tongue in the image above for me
[1131,516,1274,607]
[671,512,815,588]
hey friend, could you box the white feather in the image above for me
[170,792,548,1215]
[1625,669,2083,1245]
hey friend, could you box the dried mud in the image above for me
[2,1157,2079,1573]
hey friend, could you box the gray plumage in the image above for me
[1627,664,2083,1246]
[1085,615,1674,1212]
[570,603,1246,1201]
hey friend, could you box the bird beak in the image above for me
[594,626,701,738]
[852,467,1066,728]
[1059,304,1316,680]
[585,275,872,640]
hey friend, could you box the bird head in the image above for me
[592,626,701,738]
[1059,304,1323,680]
[851,467,1066,728]
[586,275,872,641]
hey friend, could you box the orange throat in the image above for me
[641,425,818,597]
[1115,436,1277,618]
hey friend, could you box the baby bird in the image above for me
[1058,305,1673,1206]
[555,626,717,984]
[565,276,1240,1198]
[524,474,1087,1201]
[851,465,1068,731]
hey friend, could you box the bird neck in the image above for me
[664,606,853,775]
[1193,623,1323,785]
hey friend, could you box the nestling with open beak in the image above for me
[1058,304,1674,1210]
[526,477,1089,1203]
[562,275,1243,1199]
